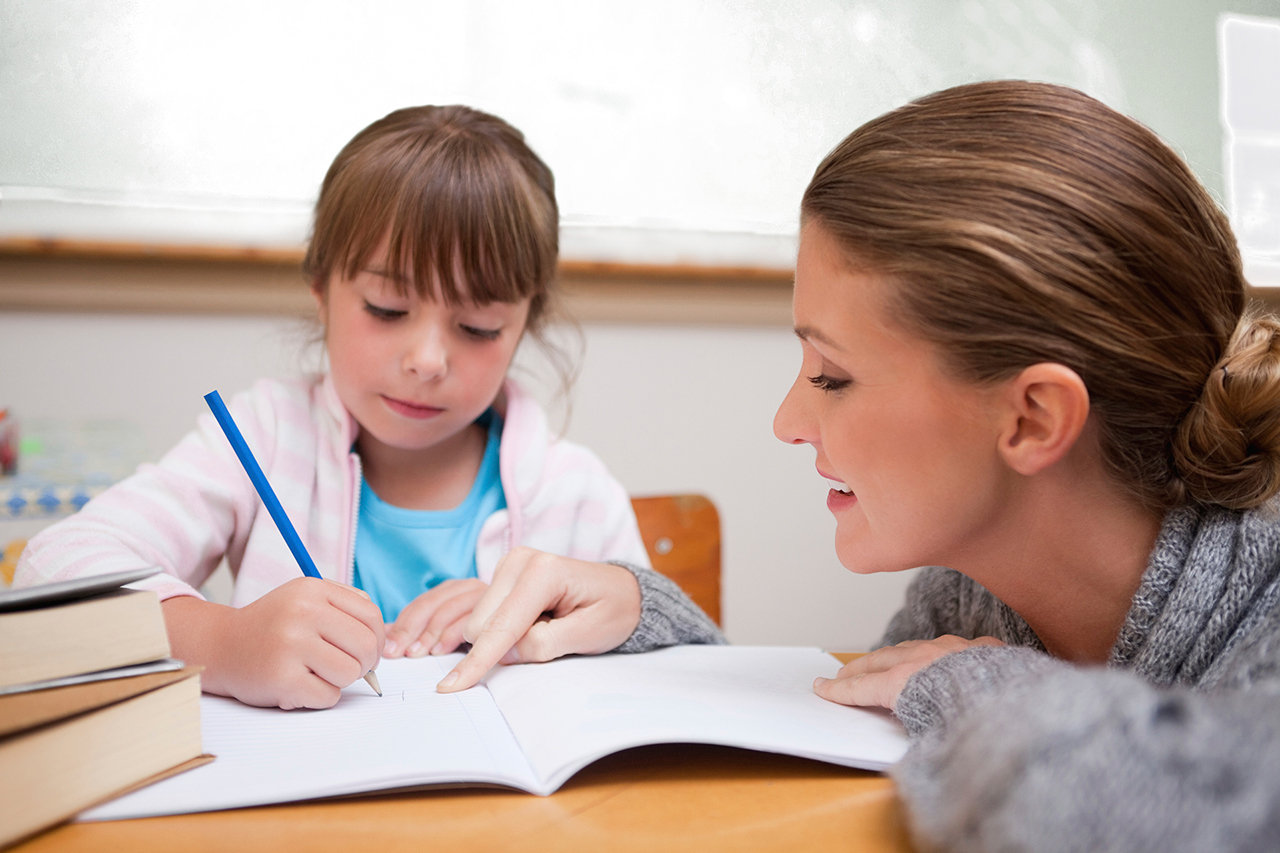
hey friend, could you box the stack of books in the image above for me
[0,568,206,848]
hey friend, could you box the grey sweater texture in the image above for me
[884,502,1280,853]
[612,562,726,653]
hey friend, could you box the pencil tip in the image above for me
[364,670,383,697]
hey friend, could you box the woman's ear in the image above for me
[997,363,1090,476]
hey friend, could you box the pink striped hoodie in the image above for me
[14,374,650,604]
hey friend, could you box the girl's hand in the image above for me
[383,578,490,658]
[162,577,385,710]
[435,547,642,693]
[814,635,1005,710]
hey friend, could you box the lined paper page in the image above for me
[485,646,910,792]
[83,655,536,820]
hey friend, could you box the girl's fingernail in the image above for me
[430,642,446,656]
[408,642,424,657]
[437,672,459,691]
[384,639,399,657]
[814,677,829,688]
[500,648,521,665]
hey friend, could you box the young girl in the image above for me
[440,82,1280,850]
[13,105,698,711]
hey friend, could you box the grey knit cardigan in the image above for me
[884,502,1280,853]
[618,502,1280,851]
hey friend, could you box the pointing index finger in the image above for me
[436,578,556,693]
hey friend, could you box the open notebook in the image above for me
[84,645,909,819]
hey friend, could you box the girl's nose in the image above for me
[404,331,447,380]
[773,375,817,446]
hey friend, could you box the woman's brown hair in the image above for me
[303,105,559,334]
[802,80,1280,511]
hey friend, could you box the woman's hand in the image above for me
[436,547,642,693]
[162,577,385,711]
[383,578,489,658]
[815,635,1005,710]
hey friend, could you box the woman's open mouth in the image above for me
[824,477,857,511]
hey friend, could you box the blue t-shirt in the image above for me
[353,412,505,623]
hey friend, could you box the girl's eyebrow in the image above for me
[361,267,408,283]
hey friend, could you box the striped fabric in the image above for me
[14,375,650,606]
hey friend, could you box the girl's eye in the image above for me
[364,301,407,321]
[460,324,502,341]
[808,374,852,393]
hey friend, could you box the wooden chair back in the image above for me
[629,494,721,625]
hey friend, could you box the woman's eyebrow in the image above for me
[794,325,844,351]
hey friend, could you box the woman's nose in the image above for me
[773,375,817,446]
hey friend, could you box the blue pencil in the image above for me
[203,390,382,696]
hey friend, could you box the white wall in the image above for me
[0,310,917,651]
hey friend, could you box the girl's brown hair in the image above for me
[303,105,559,333]
[802,80,1280,511]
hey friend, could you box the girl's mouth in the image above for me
[382,396,445,420]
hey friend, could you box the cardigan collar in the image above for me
[1110,502,1280,686]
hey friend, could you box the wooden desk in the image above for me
[16,657,912,853]
[19,745,909,853]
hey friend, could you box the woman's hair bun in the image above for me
[1173,312,1280,509]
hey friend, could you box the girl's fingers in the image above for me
[276,671,344,711]
[385,580,480,658]
[384,585,454,657]
[319,579,386,659]
[428,614,472,656]
[418,585,485,655]
[305,628,372,695]
[314,605,383,684]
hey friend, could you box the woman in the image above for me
[436,81,1280,850]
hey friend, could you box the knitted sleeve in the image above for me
[890,613,1280,853]
[610,562,726,652]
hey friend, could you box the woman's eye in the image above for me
[808,374,852,392]
[363,301,407,321]
[460,324,502,341]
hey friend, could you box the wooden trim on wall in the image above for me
[6,237,1280,325]
[0,237,306,266]
[0,237,796,324]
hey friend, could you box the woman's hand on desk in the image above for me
[815,635,1005,710]
[162,577,385,710]
[436,547,642,693]
[383,578,489,659]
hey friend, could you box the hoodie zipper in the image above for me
[345,451,362,586]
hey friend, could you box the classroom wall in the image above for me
[6,2,1277,650]
[0,310,918,651]
[4,0,1278,263]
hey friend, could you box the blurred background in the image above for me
[2,0,1278,649]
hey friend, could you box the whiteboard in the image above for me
[1,0,1275,267]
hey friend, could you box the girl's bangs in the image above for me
[338,146,555,307]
